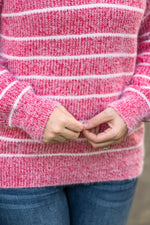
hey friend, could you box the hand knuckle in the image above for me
[48,134,55,140]
[104,111,110,117]
[71,136,77,141]
[60,118,66,126]
[43,135,54,143]
[53,127,61,134]
[114,135,118,140]
[105,108,112,116]
[72,133,79,140]
[113,131,119,140]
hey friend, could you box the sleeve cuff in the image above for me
[11,88,61,142]
[108,91,149,134]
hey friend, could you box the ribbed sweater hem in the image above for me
[0,139,144,188]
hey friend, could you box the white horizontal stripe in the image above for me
[0,33,137,41]
[17,72,133,80]
[0,142,142,157]
[125,87,150,107]
[0,135,85,143]
[134,74,150,80]
[0,81,17,99]
[9,86,31,127]
[0,70,8,75]
[139,32,150,38]
[0,136,38,143]
[0,136,86,143]
[139,52,150,56]
[1,3,144,17]
[138,63,150,66]
[42,92,120,100]
[141,86,150,90]
[127,124,143,135]
[140,40,150,43]
[1,53,136,61]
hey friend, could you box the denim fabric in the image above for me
[0,178,138,225]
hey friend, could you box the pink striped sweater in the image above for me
[0,0,150,188]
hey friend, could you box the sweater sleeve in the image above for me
[0,62,61,142]
[0,13,61,142]
[108,0,150,134]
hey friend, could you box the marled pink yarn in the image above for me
[0,0,149,187]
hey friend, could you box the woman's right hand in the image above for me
[42,105,84,143]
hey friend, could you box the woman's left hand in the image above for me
[83,107,127,149]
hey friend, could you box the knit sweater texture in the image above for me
[0,0,150,188]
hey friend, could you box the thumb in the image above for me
[84,109,112,129]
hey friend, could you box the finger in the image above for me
[43,135,69,143]
[44,124,80,141]
[83,128,115,143]
[84,109,112,130]
[55,105,84,132]
[65,117,84,133]
[87,140,115,149]
[62,128,80,140]
[54,135,70,143]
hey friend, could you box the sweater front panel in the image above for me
[1,0,145,121]
[0,0,149,187]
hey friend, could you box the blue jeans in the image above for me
[0,178,138,225]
